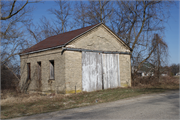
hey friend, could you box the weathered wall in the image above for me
[64,51,82,93]
[119,54,131,87]
[20,48,66,94]
[65,24,131,88]
[68,25,130,52]
[20,24,131,94]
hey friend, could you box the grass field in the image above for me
[1,76,179,119]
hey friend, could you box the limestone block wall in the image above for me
[20,48,65,94]
[119,54,131,87]
[66,24,131,88]
[20,24,132,94]
[64,51,82,93]
[68,25,130,53]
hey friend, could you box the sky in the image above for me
[30,1,179,66]
[164,1,179,65]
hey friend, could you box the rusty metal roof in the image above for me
[21,23,99,54]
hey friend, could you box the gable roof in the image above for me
[20,23,131,55]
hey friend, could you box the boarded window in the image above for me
[49,60,54,79]
[27,63,31,79]
[37,62,41,80]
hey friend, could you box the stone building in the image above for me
[19,23,132,94]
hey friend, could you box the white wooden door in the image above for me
[102,54,120,89]
[82,52,120,92]
[82,52,102,92]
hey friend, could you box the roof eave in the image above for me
[19,45,64,56]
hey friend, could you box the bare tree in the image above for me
[26,0,73,44]
[1,1,35,65]
[109,1,173,82]
[1,0,29,20]
[74,0,114,27]
[150,34,168,80]
[1,0,38,90]
[49,0,71,33]
[73,1,87,28]
[26,16,59,44]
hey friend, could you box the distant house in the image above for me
[19,23,132,94]
[161,74,168,76]
[132,62,154,77]
[176,72,180,76]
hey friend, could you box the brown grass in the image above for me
[1,76,179,119]
[133,76,179,89]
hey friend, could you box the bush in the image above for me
[132,76,179,88]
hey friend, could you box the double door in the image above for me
[82,52,120,92]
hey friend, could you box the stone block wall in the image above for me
[20,48,66,94]
[20,24,132,94]
[119,54,131,87]
[64,51,82,93]
[69,24,129,53]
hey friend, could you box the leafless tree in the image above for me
[74,0,114,27]
[150,34,168,80]
[109,1,173,82]
[49,0,71,33]
[1,0,35,64]
[1,0,29,20]
[26,16,59,44]
[1,0,39,90]
[73,1,87,28]
[26,0,73,45]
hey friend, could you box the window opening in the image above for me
[49,60,54,79]
[27,63,31,79]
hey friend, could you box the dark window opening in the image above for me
[37,62,41,80]
[49,60,54,79]
[27,63,31,79]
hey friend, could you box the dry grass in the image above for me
[1,92,65,106]
[133,76,179,89]
[1,76,179,119]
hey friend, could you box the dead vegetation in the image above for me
[133,76,179,89]
[1,76,179,119]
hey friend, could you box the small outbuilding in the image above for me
[19,23,132,94]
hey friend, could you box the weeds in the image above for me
[1,76,179,119]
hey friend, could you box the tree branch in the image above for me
[1,0,29,20]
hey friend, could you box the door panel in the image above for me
[82,52,120,92]
[102,54,120,89]
[82,52,102,92]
